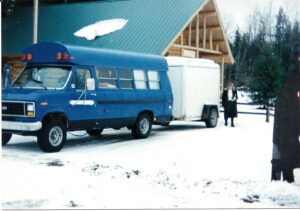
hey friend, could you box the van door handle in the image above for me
[90,93,97,96]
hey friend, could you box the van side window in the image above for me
[73,68,91,90]
[117,68,133,89]
[96,67,117,89]
[134,70,148,90]
[148,71,160,90]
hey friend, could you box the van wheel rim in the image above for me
[49,126,63,147]
[140,118,149,134]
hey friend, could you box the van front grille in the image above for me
[2,101,26,116]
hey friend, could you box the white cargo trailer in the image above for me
[166,57,220,128]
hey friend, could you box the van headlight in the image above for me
[26,102,35,117]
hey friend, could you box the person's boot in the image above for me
[231,119,235,127]
[283,167,294,183]
[225,119,228,126]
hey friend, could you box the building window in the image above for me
[117,68,133,89]
[148,71,160,90]
[134,70,148,89]
[96,67,117,88]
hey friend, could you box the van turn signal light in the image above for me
[27,54,32,61]
[56,52,62,60]
[63,52,69,60]
[21,53,33,61]
[56,52,69,60]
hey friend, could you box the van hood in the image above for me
[2,88,58,102]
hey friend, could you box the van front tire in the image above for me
[38,120,66,152]
[2,133,12,146]
[132,113,152,139]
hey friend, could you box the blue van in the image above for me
[2,42,173,152]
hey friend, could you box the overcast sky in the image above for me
[215,0,299,37]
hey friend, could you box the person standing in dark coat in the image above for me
[222,82,238,127]
[271,69,300,183]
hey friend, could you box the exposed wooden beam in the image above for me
[199,11,217,17]
[221,55,225,92]
[188,22,192,46]
[202,16,206,48]
[180,33,184,56]
[190,25,221,31]
[209,30,213,50]
[199,53,228,57]
[172,44,222,55]
[196,14,199,48]
[201,41,225,48]
[206,40,225,45]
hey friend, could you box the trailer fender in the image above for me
[201,104,219,120]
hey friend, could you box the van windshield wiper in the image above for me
[30,78,48,90]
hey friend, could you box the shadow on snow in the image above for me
[3,123,207,152]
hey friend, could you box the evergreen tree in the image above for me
[225,29,251,88]
[249,43,284,122]
[290,21,300,73]
[225,29,242,85]
[274,8,289,58]
[274,8,295,77]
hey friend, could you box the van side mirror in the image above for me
[86,78,95,91]
[2,65,12,88]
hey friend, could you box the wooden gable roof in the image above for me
[165,0,234,65]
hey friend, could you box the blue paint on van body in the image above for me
[2,42,173,140]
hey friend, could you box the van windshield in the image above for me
[12,66,71,89]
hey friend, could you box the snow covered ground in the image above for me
[2,109,300,209]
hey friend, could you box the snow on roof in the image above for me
[74,19,128,40]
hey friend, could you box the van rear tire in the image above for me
[132,113,152,139]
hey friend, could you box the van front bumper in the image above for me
[2,121,42,131]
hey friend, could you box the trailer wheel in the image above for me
[2,133,12,146]
[38,120,66,152]
[205,108,218,128]
[86,129,103,136]
[132,113,152,138]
